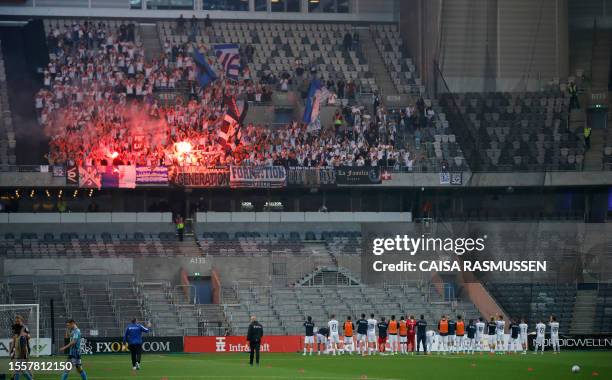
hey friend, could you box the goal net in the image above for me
[0,304,40,357]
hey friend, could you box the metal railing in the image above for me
[4,162,610,176]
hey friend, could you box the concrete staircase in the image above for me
[583,129,605,170]
[570,289,598,334]
[140,23,162,62]
[590,30,611,98]
[577,29,611,171]
[199,304,230,335]
[358,29,398,101]
[140,282,182,336]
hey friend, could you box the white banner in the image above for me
[0,338,52,356]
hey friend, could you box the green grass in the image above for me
[1,352,610,380]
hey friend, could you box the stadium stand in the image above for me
[157,20,372,92]
[369,24,422,96]
[595,284,612,333]
[225,283,480,336]
[1,272,480,344]
[439,89,583,171]
[486,283,576,333]
[199,230,362,257]
[0,232,201,258]
[0,42,15,168]
[2,275,231,343]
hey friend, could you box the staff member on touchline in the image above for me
[123,318,152,370]
[246,315,264,366]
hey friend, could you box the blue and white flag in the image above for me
[193,48,217,88]
[214,43,241,81]
[303,78,322,128]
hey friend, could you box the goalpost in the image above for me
[0,304,40,357]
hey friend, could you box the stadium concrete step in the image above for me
[583,129,605,170]
[570,30,594,80]
[589,30,611,95]
[358,29,398,100]
[140,23,162,62]
[570,290,597,334]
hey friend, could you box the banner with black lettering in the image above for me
[528,334,612,351]
[229,166,286,188]
[336,166,381,185]
[172,167,230,188]
[77,336,183,355]
[287,167,336,187]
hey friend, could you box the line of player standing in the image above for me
[303,314,562,355]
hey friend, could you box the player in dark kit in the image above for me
[377,317,388,354]
[10,315,34,380]
[303,316,315,356]
[246,315,264,366]
[447,317,456,354]
[123,318,152,370]
[466,319,477,354]
[487,317,497,353]
[355,314,369,355]
[316,326,329,355]
[509,319,521,354]
[416,315,428,354]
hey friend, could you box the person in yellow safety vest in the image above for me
[568,81,580,110]
[57,198,67,213]
[584,126,592,150]
[175,215,185,241]
[333,110,343,133]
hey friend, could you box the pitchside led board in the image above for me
[361,222,612,286]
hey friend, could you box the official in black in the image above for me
[416,314,428,354]
[246,315,264,366]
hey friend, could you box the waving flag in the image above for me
[218,95,249,149]
[214,44,241,81]
[217,114,238,149]
[303,78,322,128]
[223,94,249,124]
[100,165,136,189]
[193,48,217,88]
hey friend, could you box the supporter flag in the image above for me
[79,166,102,189]
[220,95,249,149]
[214,44,241,81]
[193,48,218,88]
[217,114,238,149]
[303,78,322,128]
[100,165,137,189]
[223,94,249,125]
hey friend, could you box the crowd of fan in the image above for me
[36,20,427,171]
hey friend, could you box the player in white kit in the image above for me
[328,315,341,355]
[426,330,436,354]
[367,314,378,355]
[534,320,546,354]
[495,315,506,353]
[548,315,560,354]
[519,318,529,354]
[475,317,486,352]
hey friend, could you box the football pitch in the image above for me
[2,352,610,380]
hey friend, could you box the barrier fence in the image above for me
[19,333,612,356]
